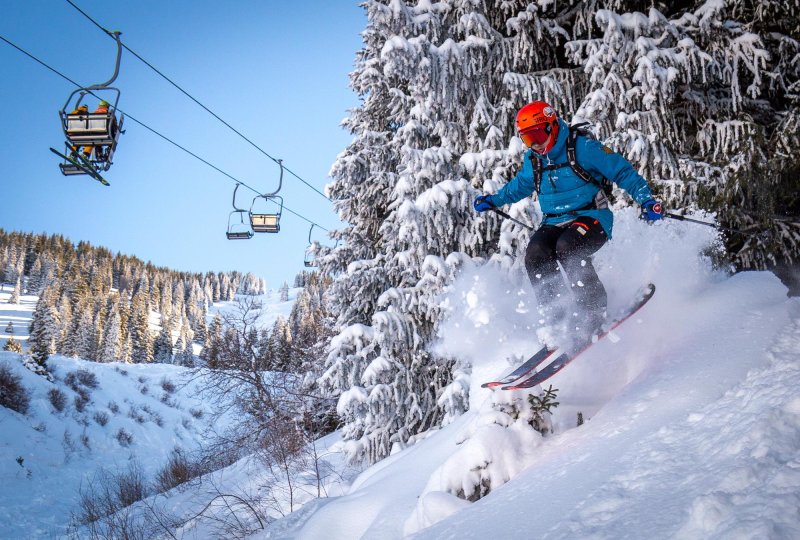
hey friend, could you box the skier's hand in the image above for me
[473,195,495,213]
[641,199,663,222]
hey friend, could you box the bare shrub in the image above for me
[93,411,109,426]
[48,387,68,412]
[76,369,99,389]
[81,430,91,450]
[189,407,204,419]
[160,378,177,394]
[115,428,133,447]
[65,369,99,391]
[74,394,89,413]
[0,363,30,414]
[72,461,158,539]
[154,447,203,493]
[127,407,146,424]
[108,401,120,414]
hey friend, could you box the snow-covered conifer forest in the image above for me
[2,1,800,538]
[321,0,800,466]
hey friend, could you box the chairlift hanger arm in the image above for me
[260,159,284,198]
[232,183,247,211]
[85,30,122,90]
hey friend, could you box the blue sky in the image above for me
[0,1,364,288]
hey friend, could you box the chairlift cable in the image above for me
[1,34,332,233]
[64,0,330,201]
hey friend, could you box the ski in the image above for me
[480,344,556,388]
[503,283,656,390]
[50,147,110,186]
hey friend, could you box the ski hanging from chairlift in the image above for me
[50,30,125,186]
[249,159,284,234]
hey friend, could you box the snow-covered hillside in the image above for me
[3,212,799,540]
[0,287,302,539]
[250,210,800,539]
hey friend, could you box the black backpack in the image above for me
[530,122,615,200]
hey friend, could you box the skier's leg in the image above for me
[555,217,608,336]
[525,225,568,328]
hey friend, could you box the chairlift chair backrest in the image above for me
[249,195,283,233]
[249,159,285,234]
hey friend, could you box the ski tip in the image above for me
[480,382,501,389]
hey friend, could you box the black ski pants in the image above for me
[524,216,608,320]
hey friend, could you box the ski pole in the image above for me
[489,207,535,231]
[664,212,763,238]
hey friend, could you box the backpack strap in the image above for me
[567,125,605,190]
[530,123,614,198]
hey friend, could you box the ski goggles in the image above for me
[519,123,552,147]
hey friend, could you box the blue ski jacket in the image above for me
[488,118,654,238]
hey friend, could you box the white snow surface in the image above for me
[3,212,800,539]
[255,209,800,539]
[0,288,302,539]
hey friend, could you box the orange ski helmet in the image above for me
[516,101,559,154]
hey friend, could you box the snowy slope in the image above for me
[255,210,800,539]
[0,353,218,538]
[0,287,301,539]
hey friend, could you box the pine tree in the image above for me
[29,289,60,365]
[4,321,13,334]
[320,0,572,464]
[278,282,290,302]
[128,289,153,363]
[200,314,223,368]
[3,336,22,353]
[8,277,20,304]
[268,316,293,371]
[152,315,174,363]
[98,304,122,362]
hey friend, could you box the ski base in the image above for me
[480,345,555,388]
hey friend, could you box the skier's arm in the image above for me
[487,151,537,207]
[581,139,653,205]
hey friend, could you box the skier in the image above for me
[91,100,117,162]
[473,101,663,345]
[67,104,92,159]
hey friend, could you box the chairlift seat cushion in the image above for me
[66,113,117,145]
[250,213,280,233]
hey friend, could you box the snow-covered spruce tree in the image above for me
[28,285,61,365]
[152,315,174,364]
[9,277,20,304]
[3,336,22,353]
[97,300,122,363]
[567,1,800,272]
[321,0,582,465]
[128,289,153,363]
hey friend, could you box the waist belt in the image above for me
[542,200,598,219]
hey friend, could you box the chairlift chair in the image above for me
[249,195,283,233]
[226,183,253,240]
[226,210,254,240]
[55,31,125,178]
[304,224,318,267]
[249,159,284,234]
